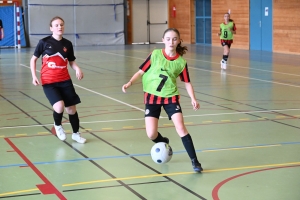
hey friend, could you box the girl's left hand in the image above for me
[191,100,200,111]
[76,69,84,80]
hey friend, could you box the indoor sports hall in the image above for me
[0,0,300,200]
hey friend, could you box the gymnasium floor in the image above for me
[0,44,300,200]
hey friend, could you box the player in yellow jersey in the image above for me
[217,13,236,70]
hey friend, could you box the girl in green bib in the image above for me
[122,28,203,172]
[217,13,236,70]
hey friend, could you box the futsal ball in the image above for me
[150,142,173,164]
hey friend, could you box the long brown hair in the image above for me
[162,28,188,56]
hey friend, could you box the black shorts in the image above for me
[145,103,182,120]
[42,79,81,107]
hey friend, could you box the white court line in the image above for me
[18,50,300,132]
[99,51,145,61]
[1,108,299,130]
[96,51,300,88]
[185,57,300,77]
[20,64,144,113]
[73,84,144,112]
[189,67,300,88]
[126,49,300,77]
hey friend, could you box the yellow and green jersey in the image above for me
[139,49,190,104]
[220,22,235,40]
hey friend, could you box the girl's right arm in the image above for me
[217,27,222,36]
[122,69,144,93]
[30,55,40,86]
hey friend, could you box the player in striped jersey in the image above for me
[122,28,203,172]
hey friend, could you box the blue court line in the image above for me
[1,141,299,169]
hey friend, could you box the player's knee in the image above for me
[53,101,64,113]
[65,105,77,115]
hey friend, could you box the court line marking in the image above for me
[1,108,299,130]
[18,62,300,132]
[185,57,300,77]
[212,164,300,200]
[74,84,144,112]
[1,161,299,197]
[71,51,300,87]
[62,161,300,187]
[4,138,66,199]
[20,64,144,112]
[129,49,300,77]
[0,188,40,197]
[102,50,300,88]
[8,48,297,196]
[189,66,300,88]
[1,142,297,169]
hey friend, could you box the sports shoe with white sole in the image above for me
[72,132,86,144]
[54,124,66,141]
[220,59,227,70]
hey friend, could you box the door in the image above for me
[132,0,167,44]
[195,0,211,44]
[148,0,168,43]
[250,0,272,51]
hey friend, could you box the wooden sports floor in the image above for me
[0,44,300,200]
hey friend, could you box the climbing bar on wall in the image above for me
[29,3,124,21]
[0,0,21,48]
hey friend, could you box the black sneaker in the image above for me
[164,137,169,144]
[192,158,203,173]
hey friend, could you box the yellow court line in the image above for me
[2,161,300,197]
[102,128,113,130]
[239,118,249,121]
[276,116,286,118]
[184,122,193,125]
[202,121,212,123]
[203,144,281,152]
[0,188,39,197]
[123,126,134,129]
[221,120,231,122]
[0,135,5,138]
[37,132,49,134]
[204,161,300,173]
[15,134,27,136]
[62,161,300,187]
[84,129,92,131]
[163,124,173,126]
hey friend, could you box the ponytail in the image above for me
[163,28,188,56]
[176,40,188,56]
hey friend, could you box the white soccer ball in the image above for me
[150,142,173,164]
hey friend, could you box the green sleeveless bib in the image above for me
[220,22,234,40]
[142,49,186,97]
